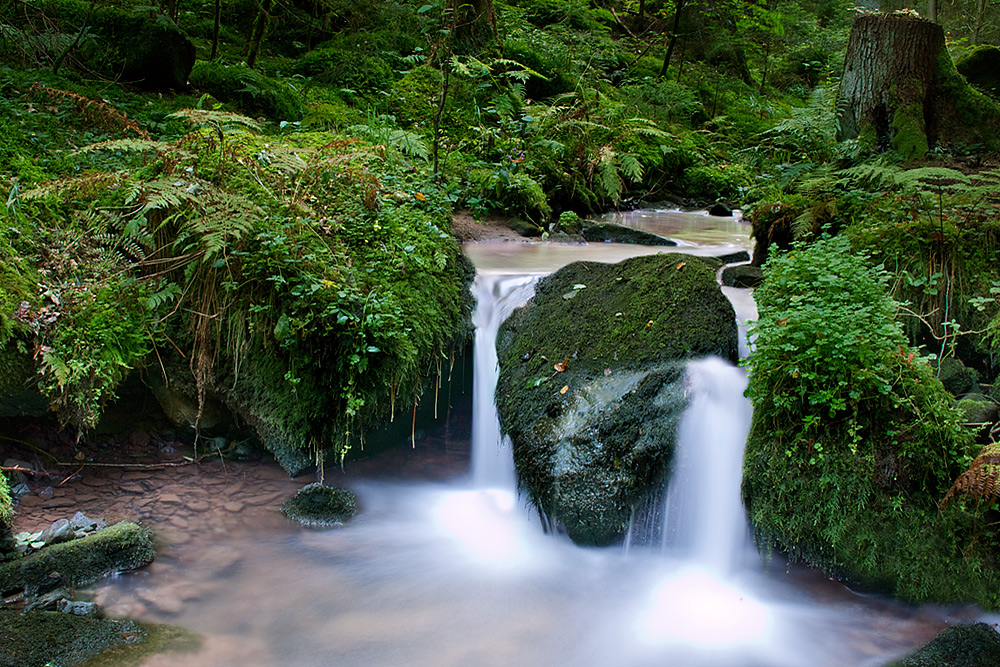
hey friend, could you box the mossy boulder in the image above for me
[957,46,1000,100]
[581,223,677,246]
[34,0,196,89]
[0,522,154,596]
[888,623,1000,667]
[188,62,304,121]
[496,254,737,545]
[281,483,358,528]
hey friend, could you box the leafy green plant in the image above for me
[743,235,993,606]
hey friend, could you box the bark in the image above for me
[448,0,497,48]
[837,14,1000,157]
[659,0,685,78]
[973,0,986,45]
[245,0,274,70]
[210,0,221,60]
[836,15,943,157]
[927,0,937,23]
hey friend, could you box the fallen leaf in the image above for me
[646,320,654,327]
[554,357,569,372]
[676,262,686,270]
[560,385,569,394]
[414,192,426,201]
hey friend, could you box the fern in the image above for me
[169,109,262,133]
[941,442,1000,507]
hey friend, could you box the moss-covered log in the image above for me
[496,253,737,546]
[836,14,1000,157]
[0,522,154,596]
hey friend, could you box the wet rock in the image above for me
[581,223,676,246]
[56,598,98,617]
[714,250,751,264]
[956,395,999,424]
[223,501,245,513]
[70,511,105,533]
[496,254,737,546]
[3,459,34,485]
[38,518,75,546]
[184,499,210,512]
[708,202,733,217]
[158,493,183,504]
[281,483,358,528]
[721,264,764,288]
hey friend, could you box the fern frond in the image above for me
[77,138,164,155]
[169,109,262,133]
[941,442,1000,507]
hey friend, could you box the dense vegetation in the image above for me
[1,0,1000,611]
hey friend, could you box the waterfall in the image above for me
[469,271,538,489]
[624,356,756,576]
[660,357,755,573]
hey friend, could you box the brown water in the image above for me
[8,213,981,666]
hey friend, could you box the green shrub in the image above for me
[188,61,304,121]
[743,235,996,606]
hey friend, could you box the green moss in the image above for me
[934,50,1000,152]
[189,61,304,121]
[0,522,154,596]
[281,483,358,528]
[0,611,199,667]
[891,102,929,159]
[389,65,444,127]
[888,623,1000,667]
[497,254,737,545]
[956,45,1000,100]
[743,237,994,606]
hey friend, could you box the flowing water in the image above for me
[12,210,977,666]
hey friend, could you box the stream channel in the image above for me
[13,209,982,666]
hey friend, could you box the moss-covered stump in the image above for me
[836,14,1000,158]
[888,623,1000,667]
[0,522,154,596]
[281,483,358,528]
[581,223,677,246]
[0,611,199,667]
[496,254,737,546]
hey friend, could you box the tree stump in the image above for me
[836,13,1000,157]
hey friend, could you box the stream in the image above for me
[12,210,977,666]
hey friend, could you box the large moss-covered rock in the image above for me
[581,223,676,246]
[0,522,154,596]
[189,62,304,121]
[36,0,196,89]
[281,483,358,528]
[957,45,1000,100]
[496,254,737,545]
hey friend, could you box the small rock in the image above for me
[130,429,151,447]
[40,518,75,545]
[69,511,105,532]
[57,599,99,616]
[37,486,54,499]
[185,499,210,512]
[158,493,183,504]
[223,501,245,513]
[708,203,733,217]
[169,516,190,529]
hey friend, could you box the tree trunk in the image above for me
[926,0,937,22]
[448,0,496,48]
[659,0,685,78]
[245,0,273,70]
[210,0,222,60]
[837,14,1000,157]
[973,0,986,44]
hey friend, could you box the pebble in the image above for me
[169,516,190,529]
[80,476,109,487]
[223,501,245,513]
[158,493,183,504]
[185,499,210,512]
[120,483,146,494]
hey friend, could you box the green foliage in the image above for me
[188,61,304,121]
[743,235,997,606]
[0,471,11,532]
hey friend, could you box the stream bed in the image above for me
[9,210,982,666]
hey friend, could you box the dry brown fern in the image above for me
[29,83,150,139]
[941,442,1000,508]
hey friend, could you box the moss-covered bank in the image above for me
[743,237,996,607]
[496,253,736,545]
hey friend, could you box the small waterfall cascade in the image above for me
[626,356,756,574]
[469,271,538,488]
[659,356,755,573]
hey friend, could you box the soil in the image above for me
[450,210,533,243]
